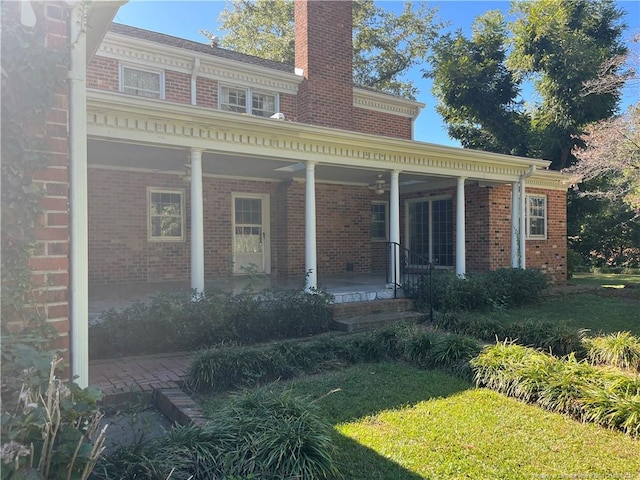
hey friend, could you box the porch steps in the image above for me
[331,298,425,333]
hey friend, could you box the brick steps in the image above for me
[331,298,423,332]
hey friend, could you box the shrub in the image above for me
[584,332,640,371]
[96,389,341,479]
[406,269,550,314]
[89,287,333,359]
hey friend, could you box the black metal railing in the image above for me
[386,242,435,320]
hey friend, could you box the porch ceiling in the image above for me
[88,138,461,190]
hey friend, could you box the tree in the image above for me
[428,0,628,169]
[202,0,443,98]
[427,11,530,156]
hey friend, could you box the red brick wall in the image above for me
[87,55,119,91]
[195,77,217,108]
[353,107,413,140]
[87,168,280,284]
[295,0,354,129]
[465,185,492,273]
[21,2,71,353]
[164,70,191,104]
[525,188,567,284]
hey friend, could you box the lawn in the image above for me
[458,273,640,335]
[203,362,640,480]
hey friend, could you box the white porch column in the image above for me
[389,170,401,285]
[511,182,519,268]
[519,178,527,270]
[456,177,466,277]
[69,4,88,387]
[305,161,318,292]
[190,148,205,293]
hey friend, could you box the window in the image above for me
[121,65,163,99]
[371,202,388,241]
[526,194,547,240]
[148,189,184,241]
[220,85,278,117]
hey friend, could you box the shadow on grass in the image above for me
[203,362,472,480]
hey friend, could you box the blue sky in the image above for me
[113,0,640,146]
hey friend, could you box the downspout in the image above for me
[68,3,89,387]
[518,165,536,269]
[191,57,200,106]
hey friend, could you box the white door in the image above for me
[232,194,270,274]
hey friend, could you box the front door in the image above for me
[232,194,270,274]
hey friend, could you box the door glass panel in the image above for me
[408,201,429,265]
[234,197,265,273]
[432,199,454,267]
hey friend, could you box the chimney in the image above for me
[294,0,353,129]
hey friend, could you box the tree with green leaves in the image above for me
[428,0,628,169]
[202,0,444,99]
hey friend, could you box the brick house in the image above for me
[13,0,568,386]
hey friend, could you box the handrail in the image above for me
[386,242,435,321]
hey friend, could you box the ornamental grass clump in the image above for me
[584,331,640,371]
[472,342,640,437]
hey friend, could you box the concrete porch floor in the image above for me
[89,272,395,322]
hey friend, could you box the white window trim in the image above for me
[119,63,165,100]
[371,201,389,242]
[525,193,547,240]
[219,84,279,117]
[147,187,185,242]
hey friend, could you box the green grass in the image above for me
[571,272,640,289]
[203,362,640,480]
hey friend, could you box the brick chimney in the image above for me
[294,0,353,129]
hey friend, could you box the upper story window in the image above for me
[526,194,547,240]
[120,65,164,99]
[220,85,278,117]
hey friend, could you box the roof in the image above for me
[108,23,418,105]
[109,23,295,74]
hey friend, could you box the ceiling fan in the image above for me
[368,175,388,195]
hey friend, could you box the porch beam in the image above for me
[389,170,401,285]
[456,177,466,277]
[511,182,519,268]
[190,148,205,293]
[305,161,318,292]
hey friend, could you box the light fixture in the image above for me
[368,174,387,195]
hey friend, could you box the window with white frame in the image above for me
[121,65,164,99]
[148,189,184,241]
[371,202,389,241]
[219,85,278,117]
[526,194,547,240]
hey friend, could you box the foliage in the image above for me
[1,2,66,331]
[472,342,640,436]
[569,103,640,212]
[428,0,627,170]
[435,312,585,357]
[584,331,640,371]
[95,388,341,479]
[1,349,106,479]
[206,0,444,98]
[89,287,333,359]
[427,10,530,155]
[405,268,549,314]
[187,325,482,393]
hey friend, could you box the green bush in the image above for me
[89,288,333,359]
[96,389,341,479]
[472,342,640,437]
[406,268,550,314]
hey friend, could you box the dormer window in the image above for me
[220,85,277,117]
[120,64,164,99]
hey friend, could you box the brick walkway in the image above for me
[90,352,192,403]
